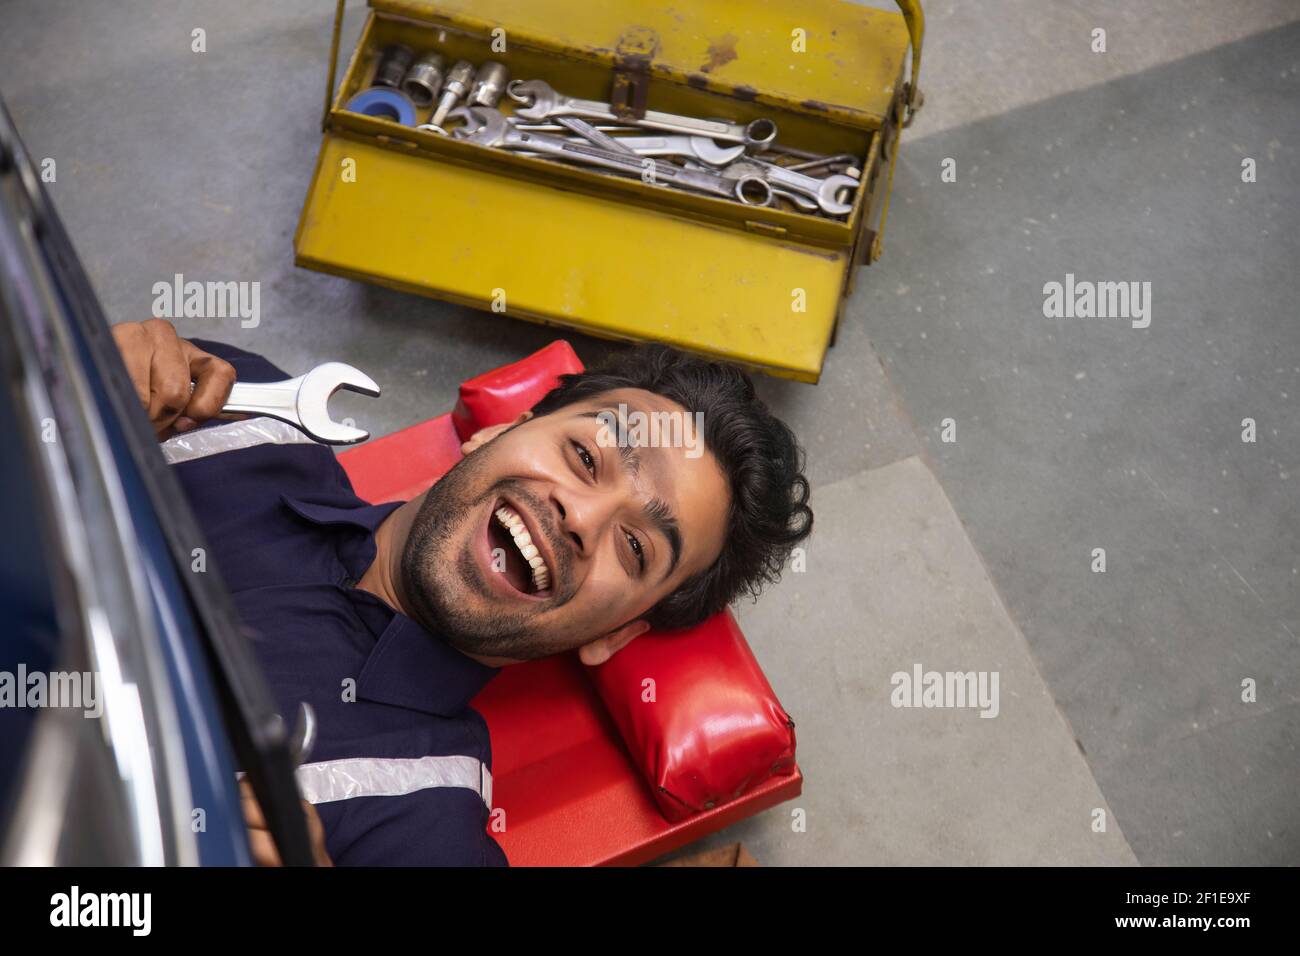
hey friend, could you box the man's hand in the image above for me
[239,777,333,867]
[111,319,236,439]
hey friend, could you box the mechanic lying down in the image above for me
[112,319,813,866]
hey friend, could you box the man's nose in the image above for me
[552,484,620,557]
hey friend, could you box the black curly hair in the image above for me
[530,345,813,631]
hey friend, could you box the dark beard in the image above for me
[398,444,565,661]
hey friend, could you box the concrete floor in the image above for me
[3,1,1296,865]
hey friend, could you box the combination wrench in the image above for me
[551,116,637,155]
[506,79,778,150]
[506,114,744,165]
[681,158,819,211]
[715,158,859,216]
[558,131,745,166]
[451,106,773,205]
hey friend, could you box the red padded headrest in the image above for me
[591,611,797,822]
[451,340,584,441]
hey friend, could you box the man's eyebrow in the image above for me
[579,409,683,578]
[644,495,682,581]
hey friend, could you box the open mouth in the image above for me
[488,500,552,596]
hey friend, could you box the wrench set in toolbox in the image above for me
[345,44,864,220]
[295,1,923,382]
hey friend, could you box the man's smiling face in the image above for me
[399,388,730,664]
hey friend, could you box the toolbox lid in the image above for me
[371,0,914,127]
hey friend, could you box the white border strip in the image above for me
[161,418,316,464]
[296,755,492,810]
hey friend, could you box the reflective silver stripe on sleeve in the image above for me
[160,418,317,465]
[295,755,492,810]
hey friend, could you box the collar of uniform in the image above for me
[280,493,403,581]
[281,492,499,714]
[357,613,500,717]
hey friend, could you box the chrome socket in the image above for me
[401,52,446,107]
[468,61,510,108]
[373,44,414,89]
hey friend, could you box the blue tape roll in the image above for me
[346,87,417,126]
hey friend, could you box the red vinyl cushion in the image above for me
[591,612,796,821]
[338,414,463,504]
[337,340,800,861]
[451,339,584,440]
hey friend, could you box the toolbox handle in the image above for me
[323,0,348,131]
[896,0,925,127]
[860,1,924,265]
[321,1,924,130]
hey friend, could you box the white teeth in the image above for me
[494,504,551,592]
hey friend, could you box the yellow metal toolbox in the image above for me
[295,0,923,382]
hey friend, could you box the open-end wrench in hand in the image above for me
[506,79,778,149]
[452,106,772,205]
[222,362,380,444]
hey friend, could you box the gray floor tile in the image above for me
[853,25,1300,864]
[1103,702,1299,866]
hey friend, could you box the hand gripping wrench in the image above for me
[452,106,772,205]
[221,362,381,445]
[506,79,778,150]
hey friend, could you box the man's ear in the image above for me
[460,410,533,456]
[577,618,650,667]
